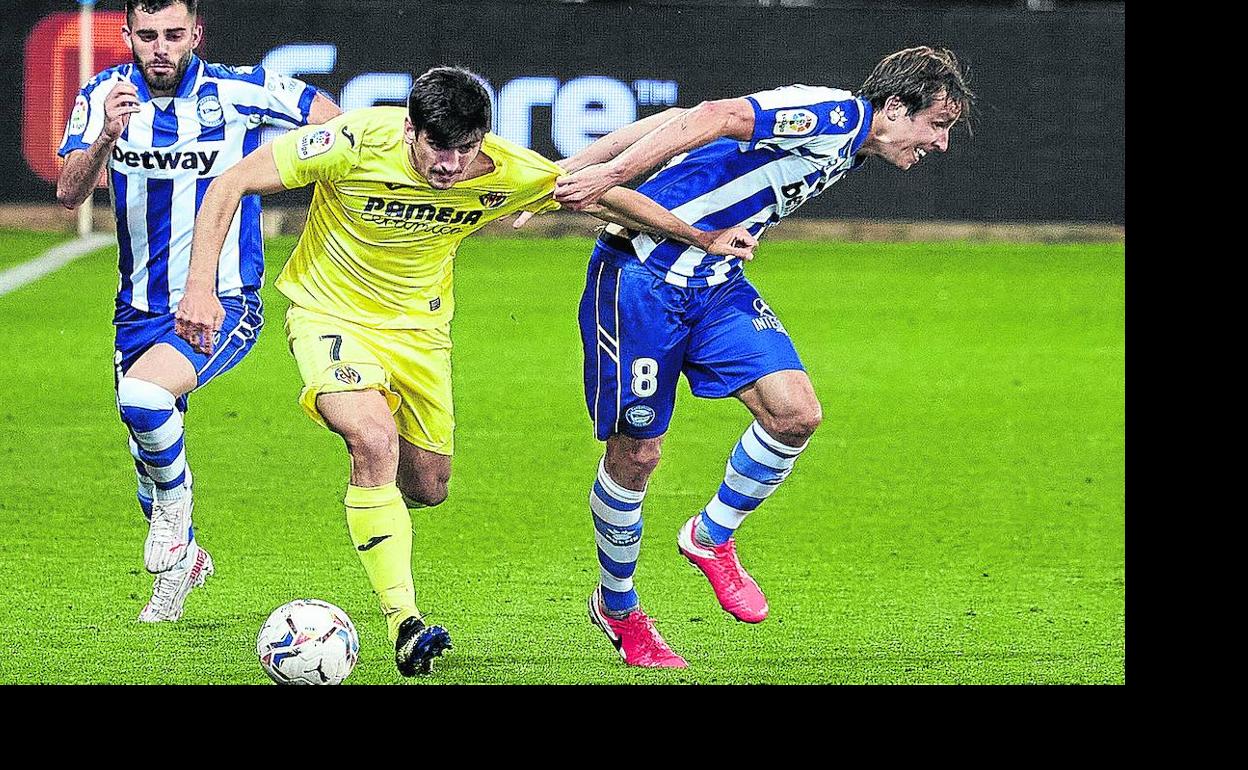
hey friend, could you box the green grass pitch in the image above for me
[0,231,1124,684]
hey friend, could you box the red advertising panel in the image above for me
[22,11,130,184]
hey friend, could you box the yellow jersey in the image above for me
[271,106,561,329]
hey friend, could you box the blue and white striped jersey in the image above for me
[620,85,873,288]
[58,55,316,315]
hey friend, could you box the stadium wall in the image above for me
[1,1,1124,224]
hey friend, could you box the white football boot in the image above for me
[138,543,214,623]
[144,491,194,573]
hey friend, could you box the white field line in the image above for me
[0,234,113,296]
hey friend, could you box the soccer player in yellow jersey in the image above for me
[174,67,756,677]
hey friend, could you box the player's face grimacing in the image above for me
[877,91,962,171]
[122,3,201,95]
[407,127,485,190]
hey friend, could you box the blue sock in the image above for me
[590,456,644,615]
[695,421,807,546]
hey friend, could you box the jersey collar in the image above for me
[849,97,873,156]
[128,54,202,101]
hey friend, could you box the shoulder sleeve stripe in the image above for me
[201,63,266,85]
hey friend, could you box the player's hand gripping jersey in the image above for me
[271,107,563,329]
[606,85,873,288]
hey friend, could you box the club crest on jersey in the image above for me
[625,405,656,428]
[196,95,224,128]
[333,366,362,385]
[479,192,508,208]
[297,128,335,159]
[774,109,816,137]
[752,297,788,334]
[69,95,89,134]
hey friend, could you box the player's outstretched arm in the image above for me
[557,107,688,175]
[592,186,757,261]
[556,97,755,210]
[176,144,289,354]
[307,91,343,125]
[56,81,140,209]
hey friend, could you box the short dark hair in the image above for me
[125,0,199,22]
[858,46,975,124]
[407,67,492,148]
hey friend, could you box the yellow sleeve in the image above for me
[516,149,563,214]
[271,118,362,189]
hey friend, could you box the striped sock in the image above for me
[696,421,808,546]
[590,456,644,616]
[128,436,196,553]
[118,377,191,506]
[129,437,155,521]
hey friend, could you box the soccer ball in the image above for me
[256,599,360,685]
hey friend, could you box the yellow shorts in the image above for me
[285,304,454,455]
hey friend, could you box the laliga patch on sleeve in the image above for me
[297,128,335,159]
[773,109,816,137]
[69,95,90,134]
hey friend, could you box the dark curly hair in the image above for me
[407,66,492,149]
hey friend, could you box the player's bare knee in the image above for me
[762,403,821,446]
[399,478,447,507]
[606,436,663,488]
[791,401,823,440]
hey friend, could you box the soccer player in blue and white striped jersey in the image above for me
[55,0,340,623]
[555,47,975,667]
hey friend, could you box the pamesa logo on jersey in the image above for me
[196,94,224,128]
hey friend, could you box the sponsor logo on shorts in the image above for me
[196,94,224,128]
[773,109,816,137]
[297,128,335,159]
[479,191,508,208]
[752,297,788,334]
[333,365,362,384]
[429,297,441,311]
[625,404,656,428]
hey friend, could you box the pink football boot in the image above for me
[587,587,688,669]
[677,515,769,623]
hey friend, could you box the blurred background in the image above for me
[4,0,1123,231]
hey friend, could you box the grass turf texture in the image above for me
[0,234,1124,684]
[0,228,73,271]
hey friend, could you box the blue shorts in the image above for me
[113,292,264,412]
[579,242,804,441]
